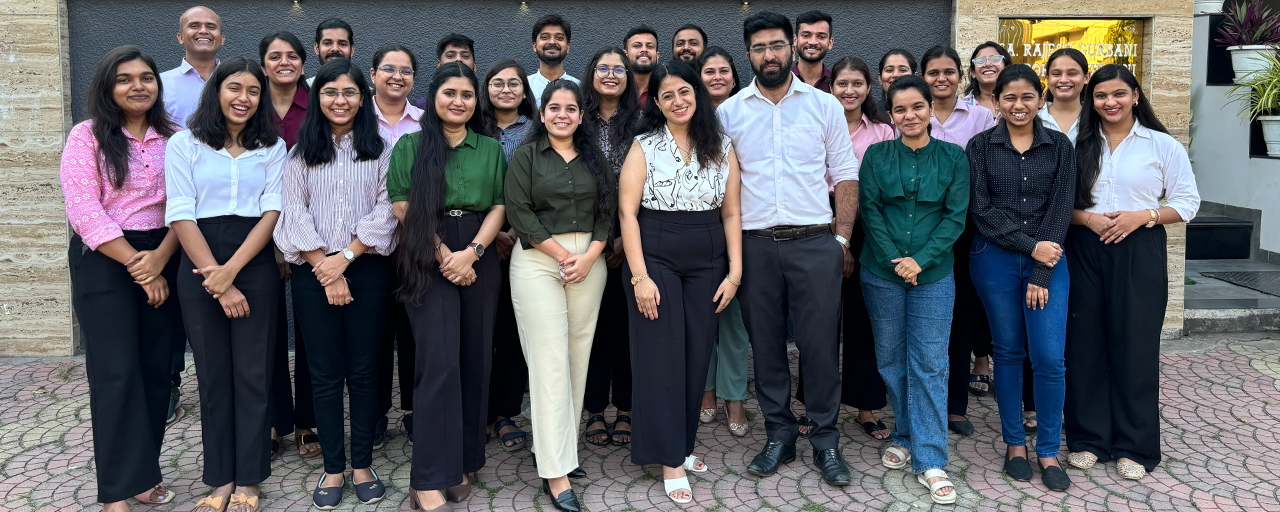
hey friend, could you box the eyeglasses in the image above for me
[972,55,1005,66]
[378,65,415,77]
[595,65,628,77]
[320,89,361,99]
[489,79,523,91]
[749,42,790,55]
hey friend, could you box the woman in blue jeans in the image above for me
[858,75,969,505]
[965,65,1076,491]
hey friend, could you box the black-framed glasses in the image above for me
[971,55,1005,66]
[378,65,414,77]
[489,79,523,91]
[749,42,790,55]
[595,65,627,77]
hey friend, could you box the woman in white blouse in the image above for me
[617,60,742,505]
[1063,64,1199,481]
[165,57,286,512]
[1038,48,1090,145]
[273,59,398,508]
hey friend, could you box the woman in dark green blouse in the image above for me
[386,62,507,512]
[503,79,614,512]
[858,75,969,505]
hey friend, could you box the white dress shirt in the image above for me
[528,71,579,107]
[636,126,731,212]
[1038,103,1080,145]
[160,58,217,129]
[1084,121,1200,223]
[164,130,287,225]
[717,77,859,230]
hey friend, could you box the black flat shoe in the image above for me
[948,419,974,436]
[353,468,385,504]
[1004,454,1033,482]
[747,440,796,477]
[312,473,345,510]
[1039,460,1071,491]
[567,467,587,479]
[542,479,581,512]
[813,448,851,486]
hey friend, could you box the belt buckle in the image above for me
[771,226,796,241]
[448,209,464,217]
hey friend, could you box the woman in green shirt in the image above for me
[858,74,969,505]
[385,62,507,512]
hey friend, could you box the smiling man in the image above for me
[527,14,578,106]
[307,18,354,87]
[624,25,659,102]
[160,5,224,128]
[792,10,834,92]
[671,24,707,65]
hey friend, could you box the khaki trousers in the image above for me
[510,232,608,479]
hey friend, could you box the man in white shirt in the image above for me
[307,18,353,87]
[527,14,579,106]
[716,11,859,487]
[160,6,223,129]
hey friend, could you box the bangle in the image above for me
[725,274,741,286]
[1155,208,1162,224]
[558,254,570,263]
[1087,212,1094,224]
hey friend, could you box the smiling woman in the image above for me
[259,31,308,149]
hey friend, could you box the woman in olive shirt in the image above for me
[859,75,969,505]
[505,80,614,512]
[386,62,507,512]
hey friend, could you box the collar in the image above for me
[291,85,309,110]
[504,115,531,131]
[178,57,219,78]
[895,135,936,156]
[744,75,808,105]
[1101,119,1151,144]
[122,125,164,143]
[791,63,831,82]
[989,119,1055,149]
[373,99,422,125]
[457,128,479,149]
[332,130,354,148]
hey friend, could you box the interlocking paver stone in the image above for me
[2,333,1279,511]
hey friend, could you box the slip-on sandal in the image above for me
[664,475,693,504]
[683,455,708,473]
[193,495,227,512]
[861,419,890,440]
[882,446,911,470]
[582,414,610,446]
[227,493,259,512]
[611,414,632,446]
[968,374,992,396]
[297,433,321,459]
[917,468,957,505]
[133,483,174,504]
[494,417,528,452]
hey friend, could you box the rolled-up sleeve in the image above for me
[1161,139,1200,223]
[60,123,124,250]
[503,146,554,247]
[164,132,198,225]
[355,149,400,254]
[273,154,326,259]
[259,140,286,214]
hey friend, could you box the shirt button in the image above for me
[1023,177,1027,181]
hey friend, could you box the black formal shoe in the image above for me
[541,479,581,512]
[1004,454,1033,482]
[567,467,587,479]
[948,419,974,436]
[813,448,852,486]
[1039,460,1072,491]
[747,440,796,477]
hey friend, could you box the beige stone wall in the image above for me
[0,0,73,355]
[955,0,1194,338]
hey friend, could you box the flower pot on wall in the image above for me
[1259,115,1280,156]
[1228,45,1278,82]
[1195,0,1225,13]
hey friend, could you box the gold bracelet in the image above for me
[725,274,741,286]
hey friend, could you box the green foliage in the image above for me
[1227,50,1280,121]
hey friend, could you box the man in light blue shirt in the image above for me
[527,14,579,106]
[160,6,223,129]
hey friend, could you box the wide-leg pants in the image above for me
[584,264,633,413]
[270,278,314,435]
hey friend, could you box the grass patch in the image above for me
[1185,277,1197,285]
[745,410,757,422]
[801,503,827,512]
[54,364,78,382]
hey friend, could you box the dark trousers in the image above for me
[947,221,992,417]
[379,297,415,415]
[72,229,176,503]
[1064,225,1167,472]
[488,257,528,424]
[585,264,633,413]
[409,213,499,490]
[624,209,726,467]
[740,230,844,450]
[292,255,392,474]
[170,291,187,387]
[271,279,314,434]
[178,216,279,487]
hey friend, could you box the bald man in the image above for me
[160,6,225,128]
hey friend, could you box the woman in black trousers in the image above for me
[619,61,742,505]
[387,63,507,511]
[1064,64,1199,480]
[61,46,180,510]
[275,59,399,507]
[166,57,285,512]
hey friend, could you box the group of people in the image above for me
[62,5,1199,512]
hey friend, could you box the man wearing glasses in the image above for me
[411,33,477,109]
[716,11,859,488]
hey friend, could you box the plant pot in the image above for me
[1195,0,1224,13]
[1228,45,1278,83]
[1259,115,1280,156]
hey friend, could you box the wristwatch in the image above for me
[468,242,485,257]
[630,274,649,286]
[342,248,355,262]
[834,234,850,249]
[1145,209,1158,228]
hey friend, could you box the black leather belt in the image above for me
[745,224,830,241]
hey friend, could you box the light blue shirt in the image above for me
[528,71,579,107]
[160,58,217,129]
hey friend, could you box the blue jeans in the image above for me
[969,236,1069,458]
[861,267,954,473]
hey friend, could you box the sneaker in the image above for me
[165,386,183,425]
[373,416,388,449]
[402,413,413,441]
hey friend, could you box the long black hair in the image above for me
[639,59,726,169]
[697,46,742,97]
[964,41,1013,98]
[530,80,614,230]
[294,58,383,166]
[1044,47,1089,104]
[86,45,176,189]
[477,59,537,139]
[188,57,280,150]
[1074,64,1168,210]
[258,31,308,88]
[581,46,643,160]
[831,56,890,125]
[397,62,482,303]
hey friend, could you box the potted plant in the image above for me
[1215,0,1280,83]
[1228,51,1280,156]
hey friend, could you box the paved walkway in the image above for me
[2,332,1278,511]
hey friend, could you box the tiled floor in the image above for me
[3,332,1280,511]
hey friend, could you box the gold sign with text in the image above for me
[998,18,1144,86]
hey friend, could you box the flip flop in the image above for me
[861,420,890,440]
[297,433,321,459]
[968,374,992,396]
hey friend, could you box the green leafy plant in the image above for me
[1216,0,1280,47]
[1227,50,1280,121]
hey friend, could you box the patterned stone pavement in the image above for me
[2,332,1279,512]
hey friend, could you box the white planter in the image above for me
[1195,0,1224,13]
[1260,115,1280,156]
[1228,45,1277,83]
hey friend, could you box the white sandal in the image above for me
[917,468,957,505]
[664,476,692,504]
[882,446,911,470]
[683,455,708,473]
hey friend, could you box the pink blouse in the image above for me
[828,114,896,193]
[60,120,170,250]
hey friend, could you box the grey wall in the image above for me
[67,0,952,120]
